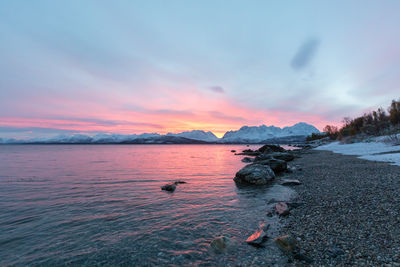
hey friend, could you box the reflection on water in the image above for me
[0,145,294,266]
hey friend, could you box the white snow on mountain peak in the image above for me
[166,130,219,142]
[221,122,320,142]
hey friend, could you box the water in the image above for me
[0,145,295,266]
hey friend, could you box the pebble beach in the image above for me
[282,149,400,266]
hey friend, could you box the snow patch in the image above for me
[316,141,400,166]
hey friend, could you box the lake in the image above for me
[0,144,294,266]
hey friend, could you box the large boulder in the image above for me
[252,159,287,173]
[258,144,286,153]
[234,164,275,185]
[254,153,273,162]
[270,152,295,162]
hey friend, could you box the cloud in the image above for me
[208,111,246,122]
[209,86,225,93]
[291,38,320,70]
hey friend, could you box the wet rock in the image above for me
[254,153,273,161]
[275,235,297,255]
[241,157,254,163]
[252,159,287,173]
[281,179,302,186]
[275,202,290,216]
[161,183,176,192]
[258,144,286,153]
[210,236,232,253]
[231,150,236,153]
[234,164,275,185]
[270,152,295,162]
[246,224,269,247]
[174,181,187,185]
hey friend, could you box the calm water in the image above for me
[0,145,295,266]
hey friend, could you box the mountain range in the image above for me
[0,122,320,144]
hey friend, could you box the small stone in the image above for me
[275,202,290,216]
[246,228,268,247]
[280,179,302,186]
[275,235,297,255]
[231,150,236,153]
[161,183,176,192]
[174,180,187,184]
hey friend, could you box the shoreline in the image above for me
[280,149,400,265]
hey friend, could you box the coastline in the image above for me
[281,149,400,265]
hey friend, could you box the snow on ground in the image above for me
[316,141,400,166]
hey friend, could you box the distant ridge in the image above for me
[0,123,320,144]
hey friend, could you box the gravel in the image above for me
[281,149,400,266]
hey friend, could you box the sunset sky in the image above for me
[1,1,400,138]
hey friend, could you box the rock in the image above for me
[275,235,313,263]
[174,181,187,185]
[280,179,302,186]
[275,235,297,255]
[286,166,296,173]
[246,224,269,247]
[210,236,231,253]
[235,151,261,156]
[252,159,287,173]
[270,152,295,162]
[231,150,236,152]
[161,183,176,192]
[234,164,275,185]
[254,153,273,161]
[241,157,254,163]
[275,202,290,216]
[258,144,286,153]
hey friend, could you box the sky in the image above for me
[1,1,400,139]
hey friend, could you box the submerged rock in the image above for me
[174,181,187,185]
[280,179,302,186]
[275,235,313,263]
[246,224,269,247]
[161,183,176,192]
[234,164,275,185]
[231,150,236,153]
[210,236,232,253]
[275,202,290,216]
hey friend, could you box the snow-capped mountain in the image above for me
[166,130,218,142]
[1,123,320,144]
[221,122,320,143]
